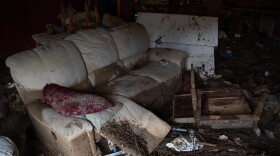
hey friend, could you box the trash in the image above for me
[197,65,209,81]
[0,136,19,156]
[264,130,275,139]
[218,135,228,140]
[7,82,16,88]
[222,47,233,58]
[228,148,236,152]
[213,74,222,79]
[223,81,232,86]
[155,36,163,47]
[233,137,243,147]
[101,120,148,156]
[264,70,270,77]
[105,151,127,156]
[101,13,126,28]
[166,135,204,152]
[253,127,261,137]
[218,30,228,39]
[171,126,188,135]
[256,42,264,48]
[234,34,241,38]
[45,23,56,35]
[160,59,168,65]
[254,85,270,96]
[107,140,116,151]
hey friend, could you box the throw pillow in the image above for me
[43,83,113,116]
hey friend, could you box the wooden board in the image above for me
[207,98,251,115]
[173,70,265,129]
[173,94,196,123]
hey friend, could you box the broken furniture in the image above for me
[137,12,218,75]
[173,70,267,129]
[60,0,100,33]
[6,22,187,155]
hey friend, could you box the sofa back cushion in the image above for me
[119,51,149,72]
[110,23,150,72]
[110,23,149,60]
[6,40,90,104]
[65,28,121,86]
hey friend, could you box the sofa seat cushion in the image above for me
[129,62,182,95]
[95,75,162,108]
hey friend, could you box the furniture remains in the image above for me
[6,22,187,155]
[173,70,267,129]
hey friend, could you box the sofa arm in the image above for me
[148,48,187,69]
[27,101,102,156]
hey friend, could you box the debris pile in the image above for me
[101,120,148,156]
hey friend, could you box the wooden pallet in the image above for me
[173,70,266,129]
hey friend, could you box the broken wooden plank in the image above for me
[254,94,267,117]
[199,120,257,129]
[173,94,191,97]
[191,69,195,89]
[195,93,202,128]
[252,93,267,127]
[173,94,194,119]
[191,89,197,112]
[207,97,241,100]
[173,117,195,123]
[201,114,259,121]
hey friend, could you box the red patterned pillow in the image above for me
[43,83,113,116]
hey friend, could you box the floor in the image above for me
[1,35,280,156]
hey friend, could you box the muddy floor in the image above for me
[1,36,280,156]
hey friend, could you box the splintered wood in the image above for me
[173,69,266,129]
[101,120,149,156]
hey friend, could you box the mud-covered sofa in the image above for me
[6,23,187,155]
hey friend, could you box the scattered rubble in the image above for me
[166,135,204,152]
[100,120,148,156]
[1,31,280,155]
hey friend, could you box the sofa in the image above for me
[6,22,187,155]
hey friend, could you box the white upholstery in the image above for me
[65,28,119,72]
[110,23,150,60]
[6,41,87,90]
[96,75,162,108]
[148,48,187,68]
[27,101,102,156]
[130,62,182,96]
[81,103,123,132]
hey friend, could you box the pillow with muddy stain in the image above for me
[43,83,113,116]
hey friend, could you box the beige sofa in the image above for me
[6,23,187,155]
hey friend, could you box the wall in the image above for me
[0,0,83,59]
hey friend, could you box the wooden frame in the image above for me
[173,69,266,129]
